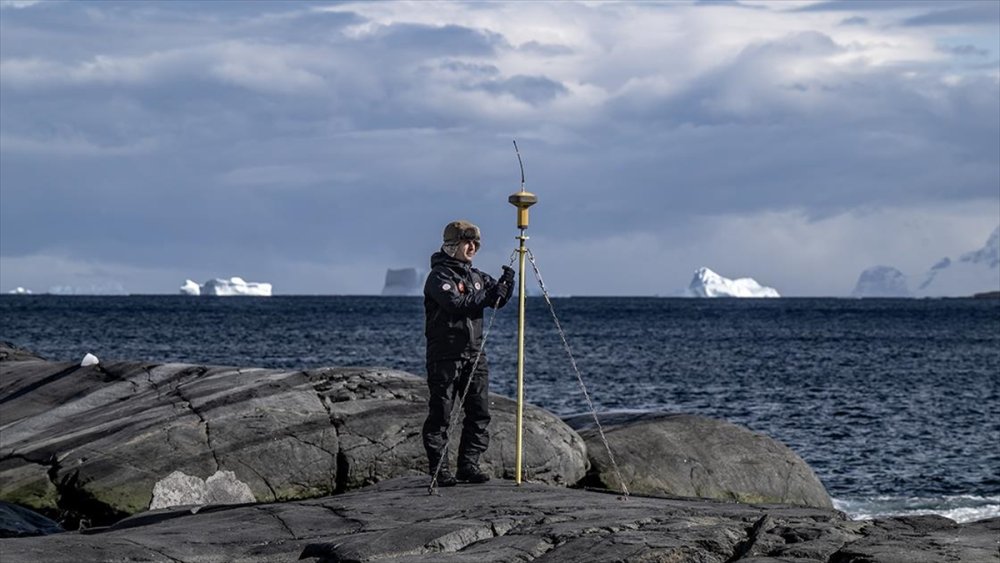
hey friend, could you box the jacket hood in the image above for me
[431,249,469,270]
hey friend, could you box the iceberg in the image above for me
[180,277,272,297]
[851,266,910,298]
[382,268,426,296]
[180,280,201,296]
[8,287,32,295]
[48,282,127,295]
[915,226,999,297]
[684,267,780,298]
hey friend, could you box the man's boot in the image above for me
[429,460,456,487]
[456,464,490,484]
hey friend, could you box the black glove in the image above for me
[500,266,515,287]
[497,266,515,301]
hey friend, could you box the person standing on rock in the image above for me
[423,220,515,486]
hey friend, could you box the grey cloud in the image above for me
[737,30,842,58]
[602,32,844,125]
[472,75,569,106]
[693,0,766,10]
[796,1,965,12]
[0,1,47,8]
[903,4,1000,26]
[839,16,869,26]
[367,22,507,58]
[517,40,574,56]
[797,0,1000,27]
[0,2,362,61]
[576,31,999,232]
[437,60,501,77]
[937,43,990,57]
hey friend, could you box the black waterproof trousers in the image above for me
[422,357,491,473]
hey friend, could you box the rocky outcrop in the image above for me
[0,341,44,362]
[0,347,587,528]
[2,345,993,561]
[0,501,63,538]
[565,412,832,508]
[2,477,996,562]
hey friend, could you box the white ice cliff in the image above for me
[685,267,780,298]
[180,280,201,296]
[180,277,272,297]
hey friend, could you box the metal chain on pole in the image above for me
[428,250,519,494]
[526,247,630,498]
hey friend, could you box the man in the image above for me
[423,220,515,486]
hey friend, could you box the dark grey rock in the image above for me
[0,357,587,528]
[0,342,45,362]
[827,515,1000,563]
[0,501,63,538]
[2,477,994,563]
[565,412,833,508]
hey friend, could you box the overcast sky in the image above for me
[1,0,997,296]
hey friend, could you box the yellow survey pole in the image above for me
[508,150,537,484]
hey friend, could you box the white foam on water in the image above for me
[833,495,1000,524]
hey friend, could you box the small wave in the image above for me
[833,494,1000,524]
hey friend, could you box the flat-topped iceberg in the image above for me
[685,267,780,298]
[382,268,426,296]
[180,277,272,297]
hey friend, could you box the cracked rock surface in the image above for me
[2,477,996,562]
[0,347,587,528]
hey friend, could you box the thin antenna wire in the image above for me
[513,139,525,190]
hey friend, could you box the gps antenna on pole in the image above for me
[508,140,537,485]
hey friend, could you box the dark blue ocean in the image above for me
[2,295,998,522]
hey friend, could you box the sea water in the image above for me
[2,295,997,523]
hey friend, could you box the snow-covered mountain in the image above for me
[851,266,910,298]
[180,277,272,296]
[915,227,999,297]
[684,267,780,298]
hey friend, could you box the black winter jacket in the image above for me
[424,250,510,361]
